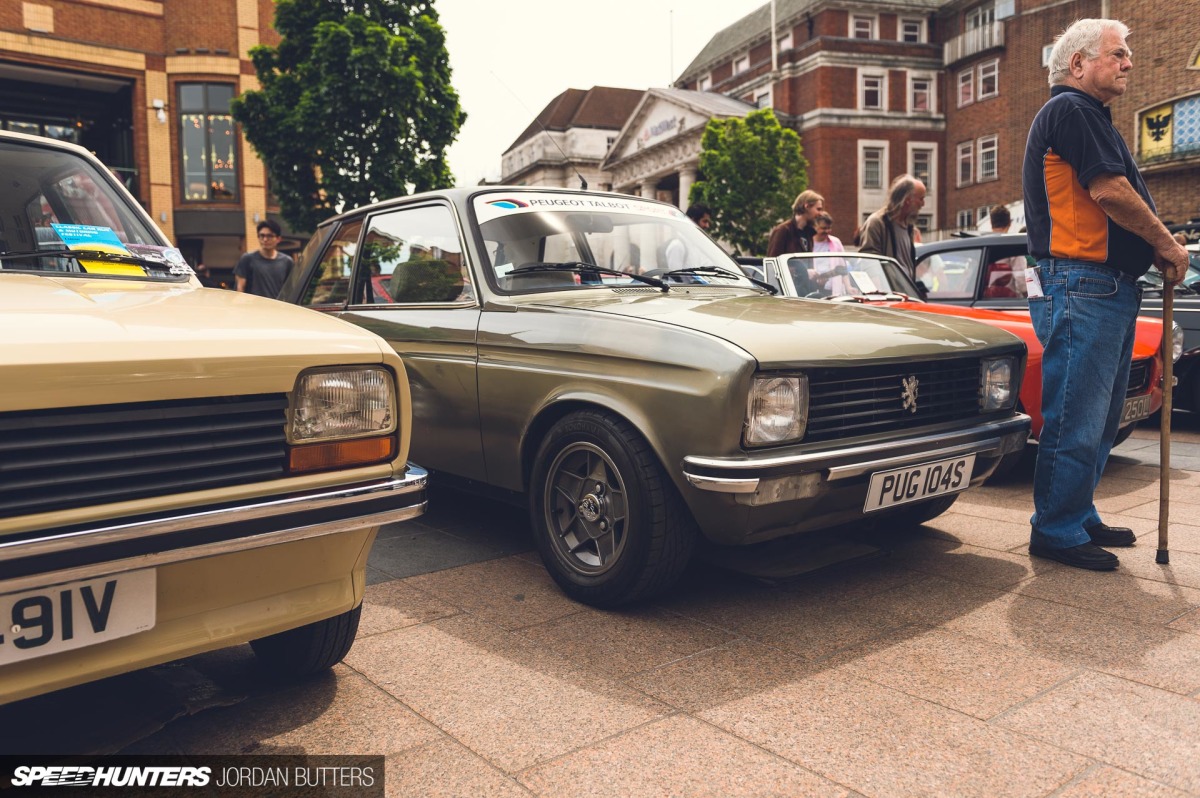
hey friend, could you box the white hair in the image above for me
[1046,18,1131,87]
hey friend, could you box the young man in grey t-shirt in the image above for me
[235,219,294,299]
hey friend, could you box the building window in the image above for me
[957,209,974,229]
[851,15,875,39]
[978,59,999,99]
[698,75,711,91]
[911,147,933,187]
[756,91,772,109]
[1041,44,1054,66]
[911,77,933,113]
[977,205,991,223]
[966,2,995,30]
[900,18,925,43]
[957,70,974,107]
[978,135,998,181]
[733,55,749,74]
[957,141,974,187]
[777,32,792,52]
[861,74,884,110]
[863,147,884,189]
[178,83,237,202]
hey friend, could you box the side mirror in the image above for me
[915,279,930,300]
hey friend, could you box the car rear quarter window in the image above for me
[300,220,362,309]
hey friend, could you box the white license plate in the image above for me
[0,570,156,666]
[1120,395,1153,424]
[864,454,976,512]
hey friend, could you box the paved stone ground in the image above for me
[6,412,1200,797]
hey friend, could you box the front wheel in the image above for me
[529,410,696,608]
[250,605,361,678]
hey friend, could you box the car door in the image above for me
[297,203,485,481]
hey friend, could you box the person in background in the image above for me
[235,219,294,299]
[857,175,926,279]
[989,205,1013,233]
[686,202,713,231]
[807,212,851,295]
[664,203,715,270]
[194,262,216,288]
[767,190,824,257]
[1023,18,1187,571]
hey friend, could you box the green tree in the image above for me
[689,109,809,256]
[232,0,465,232]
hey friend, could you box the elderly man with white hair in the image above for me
[1023,18,1188,571]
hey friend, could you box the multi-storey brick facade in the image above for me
[0,0,283,284]
[674,0,1200,242]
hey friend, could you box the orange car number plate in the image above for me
[0,569,156,665]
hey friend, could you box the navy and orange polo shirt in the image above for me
[1022,85,1155,277]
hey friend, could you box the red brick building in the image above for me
[674,0,1200,241]
[0,0,284,283]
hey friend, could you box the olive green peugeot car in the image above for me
[0,131,427,705]
[279,188,1031,607]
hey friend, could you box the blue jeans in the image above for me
[1029,259,1141,547]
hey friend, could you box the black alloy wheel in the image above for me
[530,410,696,607]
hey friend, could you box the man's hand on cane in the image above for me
[1157,239,1189,286]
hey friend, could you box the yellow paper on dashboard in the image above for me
[49,223,145,276]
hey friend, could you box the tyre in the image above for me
[883,494,959,527]
[250,604,361,678]
[529,410,697,607]
[1112,423,1135,448]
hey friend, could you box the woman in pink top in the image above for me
[810,213,849,294]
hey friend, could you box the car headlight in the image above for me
[745,375,808,446]
[980,357,1016,411]
[1173,321,1184,363]
[288,367,398,473]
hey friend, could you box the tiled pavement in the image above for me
[9,413,1200,797]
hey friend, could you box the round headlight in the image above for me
[1172,321,1184,363]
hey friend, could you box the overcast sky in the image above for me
[438,0,768,186]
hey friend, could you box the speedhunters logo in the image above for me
[486,198,529,209]
[3,756,384,796]
[11,766,210,787]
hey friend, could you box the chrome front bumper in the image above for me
[0,466,428,594]
[682,415,1030,499]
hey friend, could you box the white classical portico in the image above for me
[603,88,755,211]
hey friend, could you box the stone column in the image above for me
[678,168,697,211]
[638,180,659,271]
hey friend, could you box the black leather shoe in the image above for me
[1029,540,1119,570]
[1085,522,1136,547]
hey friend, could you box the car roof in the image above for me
[916,233,1027,255]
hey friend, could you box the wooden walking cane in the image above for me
[1158,285,1174,565]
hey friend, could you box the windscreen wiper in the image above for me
[0,248,178,272]
[665,265,777,294]
[508,262,668,292]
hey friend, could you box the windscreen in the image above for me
[472,192,747,292]
[0,139,180,279]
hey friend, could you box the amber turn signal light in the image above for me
[288,435,397,473]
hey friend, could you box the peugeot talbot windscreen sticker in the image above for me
[474,192,687,224]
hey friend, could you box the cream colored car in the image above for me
[0,131,427,704]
